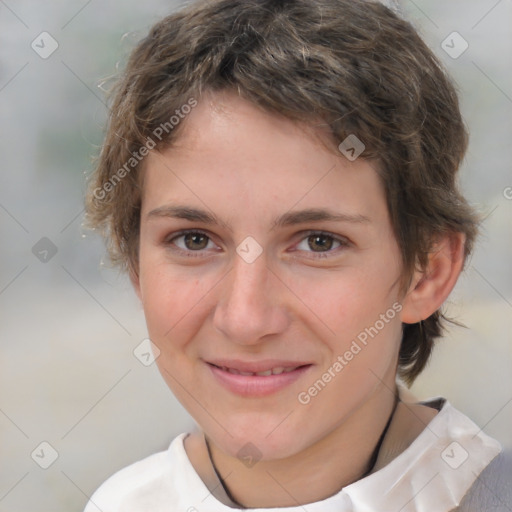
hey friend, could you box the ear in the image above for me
[401,233,466,324]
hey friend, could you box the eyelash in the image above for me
[164,229,350,259]
[293,230,349,258]
[164,230,218,259]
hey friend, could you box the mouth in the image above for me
[205,360,312,397]
[210,363,305,376]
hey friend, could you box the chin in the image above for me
[208,415,311,462]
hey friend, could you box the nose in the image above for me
[213,253,290,345]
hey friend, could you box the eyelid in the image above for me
[163,228,350,258]
[164,229,220,256]
[291,230,351,255]
[165,228,209,243]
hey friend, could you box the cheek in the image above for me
[289,263,400,333]
[139,260,212,344]
[286,255,403,379]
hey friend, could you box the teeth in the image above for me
[219,365,300,376]
[255,369,272,376]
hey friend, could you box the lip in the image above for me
[206,359,312,397]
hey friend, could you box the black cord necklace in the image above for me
[204,391,400,508]
[360,391,400,478]
[205,435,244,507]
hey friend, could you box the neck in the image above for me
[192,383,398,508]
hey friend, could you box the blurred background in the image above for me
[0,1,511,510]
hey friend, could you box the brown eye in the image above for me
[182,232,210,250]
[168,231,214,252]
[294,231,346,256]
[307,234,335,252]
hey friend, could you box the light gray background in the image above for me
[1,1,511,511]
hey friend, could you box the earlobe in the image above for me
[401,233,466,324]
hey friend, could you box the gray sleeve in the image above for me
[457,450,512,511]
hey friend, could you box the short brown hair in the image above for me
[86,0,479,384]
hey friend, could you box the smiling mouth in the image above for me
[209,363,308,377]
[206,361,312,396]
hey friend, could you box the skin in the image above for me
[132,90,464,507]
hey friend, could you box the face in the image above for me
[135,91,406,460]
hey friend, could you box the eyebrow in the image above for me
[146,205,230,230]
[146,205,370,230]
[272,209,370,229]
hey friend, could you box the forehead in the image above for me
[141,91,388,226]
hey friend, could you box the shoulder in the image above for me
[364,388,505,511]
[457,449,512,511]
[83,434,187,512]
